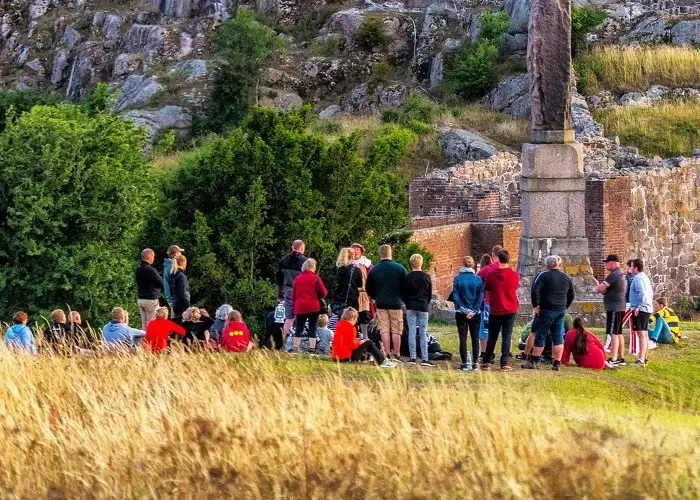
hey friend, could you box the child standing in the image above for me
[220,310,253,352]
[316,314,333,355]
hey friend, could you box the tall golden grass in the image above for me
[576,46,700,94]
[595,100,700,158]
[0,349,697,498]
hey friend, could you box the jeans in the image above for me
[533,308,566,347]
[456,312,481,365]
[478,304,490,340]
[483,313,516,367]
[406,310,429,361]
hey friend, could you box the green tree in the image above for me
[447,42,500,99]
[0,90,59,133]
[0,105,152,323]
[205,10,286,133]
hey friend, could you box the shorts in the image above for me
[359,310,371,326]
[377,309,403,335]
[283,288,294,319]
[606,310,624,335]
[533,308,566,347]
[632,311,651,331]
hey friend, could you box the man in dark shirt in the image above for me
[366,244,408,360]
[596,254,628,366]
[135,248,165,329]
[524,254,575,371]
[401,253,433,366]
[277,240,307,338]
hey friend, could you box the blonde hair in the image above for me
[463,256,475,268]
[51,309,66,323]
[336,247,355,267]
[155,307,169,320]
[341,307,359,321]
[227,310,243,322]
[182,306,200,322]
[302,258,317,272]
[379,244,392,259]
[175,254,187,270]
[409,253,423,270]
[317,314,329,327]
[111,307,126,322]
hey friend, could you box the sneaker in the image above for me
[633,359,647,367]
[380,359,397,368]
[551,364,560,371]
[479,363,490,371]
[618,358,627,366]
[521,360,537,370]
[459,363,472,371]
[515,353,526,360]
[607,358,621,366]
[421,360,436,367]
[391,355,404,363]
[406,358,417,365]
[471,364,479,371]
[500,364,513,372]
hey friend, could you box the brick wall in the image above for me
[409,178,501,221]
[410,223,471,298]
[585,180,605,279]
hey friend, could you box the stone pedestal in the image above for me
[516,142,599,303]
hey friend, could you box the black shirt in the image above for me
[333,265,363,308]
[603,267,627,312]
[277,252,307,297]
[402,271,433,312]
[135,260,165,300]
[531,269,575,310]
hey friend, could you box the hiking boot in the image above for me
[406,358,417,365]
[521,360,537,370]
[380,359,396,368]
[500,363,513,372]
[421,360,436,368]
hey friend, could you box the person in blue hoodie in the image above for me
[102,307,145,351]
[4,311,37,355]
[451,256,484,371]
[163,245,184,313]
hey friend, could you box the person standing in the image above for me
[629,258,654,366]
[522,255,575,371]
[169,254,190,321]
[277,240,308,340]
[291,258,327,354]
[402,254,434,367]
[479,249,520,371]
[351,243,373,338]
[135,248,165,329]
[451,256,484,371]
[366,245,408,360]
[332,248,362,315]
[477,245,502,362]
[163,245,184,312]
[595,255,627,367]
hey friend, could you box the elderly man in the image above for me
[135,248,165,329]
[102,307,145,351]
[277,240,307,339]
[523,255,575,371]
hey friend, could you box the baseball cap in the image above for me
[603,254,620,263]
[167,245,185,256]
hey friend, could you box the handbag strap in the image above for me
[343,265,355,306]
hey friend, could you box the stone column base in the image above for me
[517,236,599,303]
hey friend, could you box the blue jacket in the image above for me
[102,321,145,349]
[452,268,484,314]
[163,258,174,302]
[4,324,37,354]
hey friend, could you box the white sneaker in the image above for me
[380,359,396,368]
[649,340,658,350]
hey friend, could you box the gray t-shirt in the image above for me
[603,267,627,312]
[316,327,333,355]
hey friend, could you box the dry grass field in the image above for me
[0,323,698,499]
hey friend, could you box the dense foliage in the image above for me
[571,6,607,56]
[0,105,152,323]
[0,90,58,133]
[357,17,389,50]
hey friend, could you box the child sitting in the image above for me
[144,307,186,353]
[649,297,681,344]
[220,310,253,352]
[331,308,395,368]
[315,314,333,355]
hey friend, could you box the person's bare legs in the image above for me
[610,334,620,361]
[637,330,648,362]
[551,344,564,362]
[284,318,294,337]
[381,333,391,356]
[617,333,625,361]
[392,333,402,358]
[292,336,301,351]
[480,339,487,353]
[524,332,535,356]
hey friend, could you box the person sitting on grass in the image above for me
[649,297,681,345]
[144,307,186,353]
[4,311,37,355]
[180,307,215,348]
[331,307,396,368]
[211,304,233,343]
[316,314,333,355]
[561,317,613,371]
[220,310,254,352]
[43,309,71,353]
[102,307,145,351]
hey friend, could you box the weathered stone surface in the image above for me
[378,85,407,108]
[115,75,163,112]
[178,32,193,59]
[671,20,700,46]
[487,73,531,118]
[621,16,669,44]
[259,88,303,110]
[25,58,44,76]
[429,299,455,323]
[124,24,165,56]
[440,129,499,164]
[61,25,81,48]
[1,14,13,39]
[51,49,69,86]
[163,0,192,18]
[429,53,443,88]
[170,59,207,81]
[66,44,99,99]
[442,37,462,54]
[324,9,364,45]
[505,0,531,35]
[104,14,123,41]
[319,104,342,118]
[29,0,51,20]
[16,45,30,66]
[198,0,230,23]
[528,0,573,142]
[572,92,604,143]
[122,106,192,146]
[113,53,142,77]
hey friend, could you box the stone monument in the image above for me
[517,0,599,307]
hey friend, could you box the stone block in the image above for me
[521,190,585,238]
[521,143,583,180]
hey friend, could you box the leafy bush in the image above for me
[0,90,58,133]
[357,17,388,50]
[446,42,500,99]
[571,6,606,56]
[369,61,390,88]
[380,94,437,133]
[205,10,287,133]
[366,125,417,172]
[310,35,344,57]
[0,105,152,323]
[310,119,343,135]
[479,11,510,44]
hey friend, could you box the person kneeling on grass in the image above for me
[562,318,614,370]
[144,307,186,353]
[331,308,396,368]
[220,310,254,352]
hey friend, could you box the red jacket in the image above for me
[220,321,251,352]
[477,261,500,305]
[144,319,186,353]
[331,320,359,360]
[484,266,520,315]
[562,329,606,370]
[292,270,328,315]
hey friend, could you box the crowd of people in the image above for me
[2,240,684,372]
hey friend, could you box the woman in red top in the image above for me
[144,307,186,353]
[220,310,253,352]
[562,317,608,370]
[291,258,328,354]
[331,308,395,367]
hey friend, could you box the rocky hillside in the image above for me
[0,0,698,154]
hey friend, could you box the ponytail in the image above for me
[572,317,588,356]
